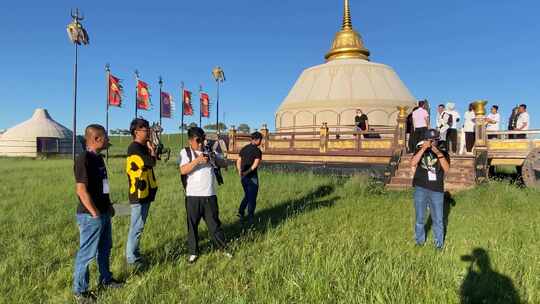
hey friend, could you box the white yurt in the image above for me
[0,108,83,157]
[275,0,416,131]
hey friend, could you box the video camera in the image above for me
[202,140,224,185]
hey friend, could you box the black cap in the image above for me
[251,131,263,140]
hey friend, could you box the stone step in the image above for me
[389,176,474,185]
[393,170,475,180]
[386,182,474,192]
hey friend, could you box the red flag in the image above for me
[108,74,123,107]
[160,91,173,118]
[200,92,210,118]
[183,89,193,116]
[136,80,151,110]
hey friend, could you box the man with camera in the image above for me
[73,124,123,303]
[236,132,263,224]
[411,129,450,250]
[125,118,158,269]
[179,127,230,263]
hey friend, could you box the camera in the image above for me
[202,140,224,185]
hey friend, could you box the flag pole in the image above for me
[72,42,78,162]
[159,76,163,127]
[105,63,110,161]
[134,70,139,119]
[199,84,202,128]
[181,81,185,148]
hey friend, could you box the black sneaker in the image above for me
[99,278,124,289]
[74,291,97,304]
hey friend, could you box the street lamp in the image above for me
[66,8,89,162]
[212,66,226,135]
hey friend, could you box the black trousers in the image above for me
[446,129,458,153]
[465,132,475,152]
[185,195,227,255]
[412,127,427,150]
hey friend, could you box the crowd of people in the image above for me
[71,119,263,303]
[407,102,530,154]
[72,104,531,302]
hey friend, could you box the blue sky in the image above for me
[1,0,539,133]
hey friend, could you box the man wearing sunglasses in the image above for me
[179,127,230,263]
[125,118,158,269]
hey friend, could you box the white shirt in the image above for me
[180,148,217,197]
[463,110,476,132]
[437,111,450,129]
[516,112,530,130]
[412,108,429,128]
[445,110,461,129]
[486,113,501,131]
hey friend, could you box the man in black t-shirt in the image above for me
[73,124,122,302]
[236,131,263,223]
[125,118,158,268]
[354,109,369,137]
[410,129,450,250]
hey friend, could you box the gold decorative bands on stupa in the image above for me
[325,0,370,62]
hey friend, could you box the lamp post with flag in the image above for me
[159,76,163,126]
[66,8,89,162]
[212,66,225,136]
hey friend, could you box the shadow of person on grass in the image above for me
[146,183,339,265]
[460,248,521,304]
[425,191,456,241]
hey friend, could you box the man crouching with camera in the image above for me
[410,129,450,250]
[179,127,231,263]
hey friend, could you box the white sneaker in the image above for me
[187,255,198,264]
[223,251,233,259]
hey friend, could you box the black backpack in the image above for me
[180,147,192,189]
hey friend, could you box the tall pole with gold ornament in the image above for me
[66,8,89,162]
[212,66,225,136]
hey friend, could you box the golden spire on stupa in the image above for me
[325,0,370,61]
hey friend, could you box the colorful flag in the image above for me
[160,91,173,118]
[183,89,193,116]
[200,92,210,118]
[136,80,151,110]
[108,74,123,107]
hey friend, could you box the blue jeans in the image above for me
[126,202,151,264]
[239,175,259,218]
[73,213,112,295]
[414,186,444,248]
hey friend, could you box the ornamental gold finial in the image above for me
[342,0,352,30]
[325,0,370,62]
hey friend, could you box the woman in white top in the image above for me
[463,103,476,153]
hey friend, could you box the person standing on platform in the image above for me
[463,103,476,154]
[125,118,158,269]
[73,125,123,303]
[412,100,430,150]
[445,102,461,154]
[411,129,450,250]
[354,109,369,137]
[436,104,450,149]
[514,104,529,139]
[486,105,501,139]
[236,132,263,224]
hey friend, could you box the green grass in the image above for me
[1,157,539,303]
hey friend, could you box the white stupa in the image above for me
[276,0,416,131]
[0,108,83,157]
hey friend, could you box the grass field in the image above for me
[1,155,539,303]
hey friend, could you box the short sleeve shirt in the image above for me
[180,148,217,197]
[516,112,530,130]
[239,144,263,178]
[354,114,368,130]
[412,108,429,129]
[486,113,500,131]
[413,148,450,193]
[74,151,111,214]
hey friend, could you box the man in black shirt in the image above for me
[411,129,450,250]
[73,124,122,303]
[354,109,369,137]
[236,131,263,223]
[125,118,158,268]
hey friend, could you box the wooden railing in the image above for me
[228,122,406,157]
